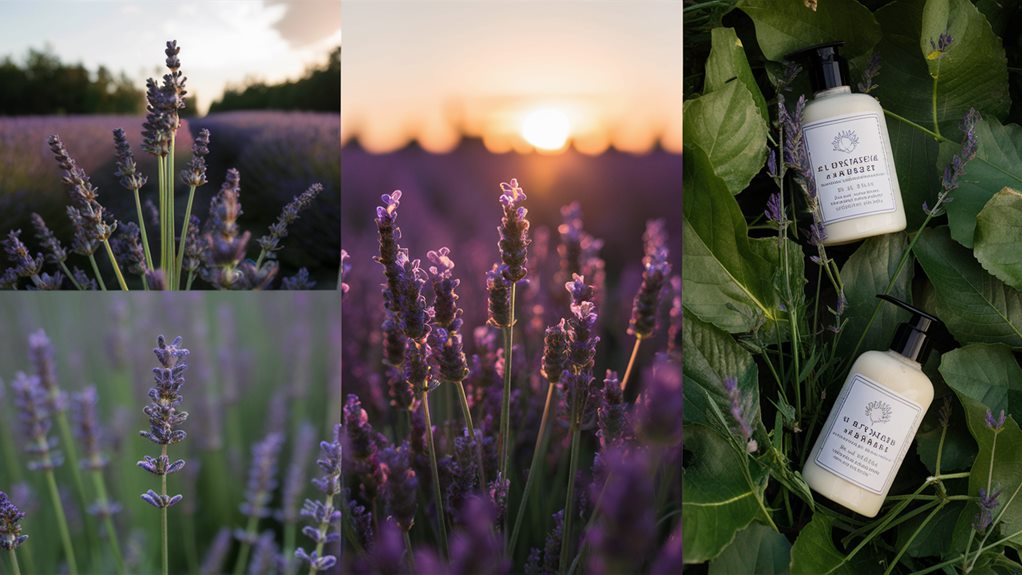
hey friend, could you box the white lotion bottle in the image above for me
[803,295,938,517]
[796,43,906,245]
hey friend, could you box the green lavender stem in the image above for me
[133,187,154,271]
[619,338,642,393]
[102,239,129,291]
[88,254,107,291]
[183,506,199,575]
[59,261,83,290]
[175,184,197,289]
[233,515,259,575]
[559,419,583,573]
[167,136,177,291]
[53,411,97,566]
[9,549,21,575]
[509,381,555,557]
[44,466,78,575]
[402,530,417,572]
[158,155,168,288]
[160,444,169,575]
[453,380,487,490]
[421,385,449,557]
[89,470,126,575]
[498,283,517,526]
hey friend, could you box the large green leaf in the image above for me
[683,424,769,563]
[737,0,881,62]
[975,187,1022,289]
[921,0,1009,137]
[684,79,768,195]
[704,27,769,124]
[709,524,791,575]
[941,344,1022,547]
[789,513,882,575]
[682,146,792,335]
[941,119,1022,248]
[913,226,1022,348]
[683,313,760,430]
[839,233,913,355]
[873,0,942,229]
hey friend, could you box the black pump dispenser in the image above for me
[877,294,940,362]
[788,42,850,93]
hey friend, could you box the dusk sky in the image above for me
[0,0,341,114]
[342,0,682,154]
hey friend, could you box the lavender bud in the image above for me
[282,268,316,290]
[721,374,755,451]
[985,408,1007,432]
[202,169,250,289]
[13,372,63,471]
[380,442,418,531]
[486,264,512,328]
[239,433,285,520]
[974,486,1001,533]
[139,336,190,446]
[628,248,671,339]
[28,330,63,412]
[113,128,147,191]
[765,192,783,224]
[111,221,148,277]
[247,531,278,575]
[297,424,342,573]
[200,528,232,575]
[257,183,323,258]
[3,230,44,280]
[858,52,882,94]
[427,246,462,330]
[30,213,67,265]
[541,319,570,383]
[0,491,29,550]
[278,423,317,524]
[71,386,108,470]
[431,327,469,384]
[182,216,204,275]
[497,178,531,281]
[597,371,630,448]
[180,129,210,187]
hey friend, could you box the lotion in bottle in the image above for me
[803,295,938,517]
[795,43,907,245]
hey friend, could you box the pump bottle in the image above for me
[803,295,939,517]
[794,43,906,245]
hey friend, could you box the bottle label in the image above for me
[813,373,923,494]
[803,112,898,225]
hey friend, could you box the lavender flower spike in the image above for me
[11,372,63,471]
[232,433,285,574]
[985,408,1007,432]
[296,424,343,573]
[138,336,189,508]
[256,182,324,264]
[180,128,210,188]
[723,376,756,452]
[627,247,672,340]
[0,491,29,550]
[497,178,531,281]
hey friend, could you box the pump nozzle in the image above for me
[786,41,850,93]
[876,294,941,362]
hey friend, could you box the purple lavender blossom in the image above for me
[596,371,630,448]
[282,268,316,290]
[3,230,44,281]
[237,433,284,532]
[637,360,683,445]
[201,169,251,289]
[182,216,204,277]
[858,52,881,94]
[296,424,343,573]
[179,128,210,187]
[565,275,600,373]
[30,213,67,266]
[440,496,509,575]
[48,135,116,246]
[986,408,1007,432]
[427,246,461,330]
[766,148,778,178]
[112,128,147,191]
[627,247,671,339]
[928,30,953,60]
[486,264,512,328]
[927,109,982,217]
[347,492,374,550]
[247,530,278,575]
[974,486,1001,533]
[256,182,323,258]
[396,252,431,342]
[431,327,469,385]
[0,491,28,550]
[142,41,187,157]
[379,442,418,531]
[138,335,189,509]
[11,372,63,470]
[111,222,148,277]
[497,178,531,282]
[72,386,108,470]
[28,329,61,412]
[722,375,756,451]
[764,192,783,224]
[374,190,405,313]
[382,312,408,369]
[541,319,569,383]
[641,219,668,266]
[199,528,232,575]
[343,395,383,503]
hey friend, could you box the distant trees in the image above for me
[209,47,340,113]
[0,48,142,115]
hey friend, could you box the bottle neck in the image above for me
[884,349,922,369]
[813,86,851,99]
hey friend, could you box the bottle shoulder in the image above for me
[803,93,884,123]
[846,350,934,407]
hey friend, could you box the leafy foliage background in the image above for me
[683,0,1022,572]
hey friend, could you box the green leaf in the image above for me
[737,0,881,62]
[975,187,1022,290]
[913,226,1022,348]
[921,0,1009,136]
[705,27,769,124]
[709,524,791,575]
[682,146,792,335]
[683,313,760,431]
[873,0,941,229]
[683,424,768,563]
[941,344,1022,547]
[789,513,882,575]
[895,501,966,559]
[684,80,768,195]
[942,119,1022,249]
[839,233,913,355]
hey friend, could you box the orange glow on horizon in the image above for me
[521,108,571,153]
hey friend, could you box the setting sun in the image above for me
[521,108,571,152]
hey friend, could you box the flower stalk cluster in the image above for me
[296,425,343,574]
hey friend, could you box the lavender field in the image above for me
[0,293,341,574]
[339,143,682,573]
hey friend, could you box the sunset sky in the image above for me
[341,0,682,154]
[0,0,341,114]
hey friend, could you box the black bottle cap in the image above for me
[787,42,850,93]
[877,294,941,362]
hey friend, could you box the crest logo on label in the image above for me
[832,129,859,153]
[865,400,892,424]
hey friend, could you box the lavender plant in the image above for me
[0,40,329,290]
[341,177,680,573]
[0,491,28,575]
[138,335,189,575]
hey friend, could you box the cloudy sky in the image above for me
[0,0,341,113]
[342,0,681,154]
